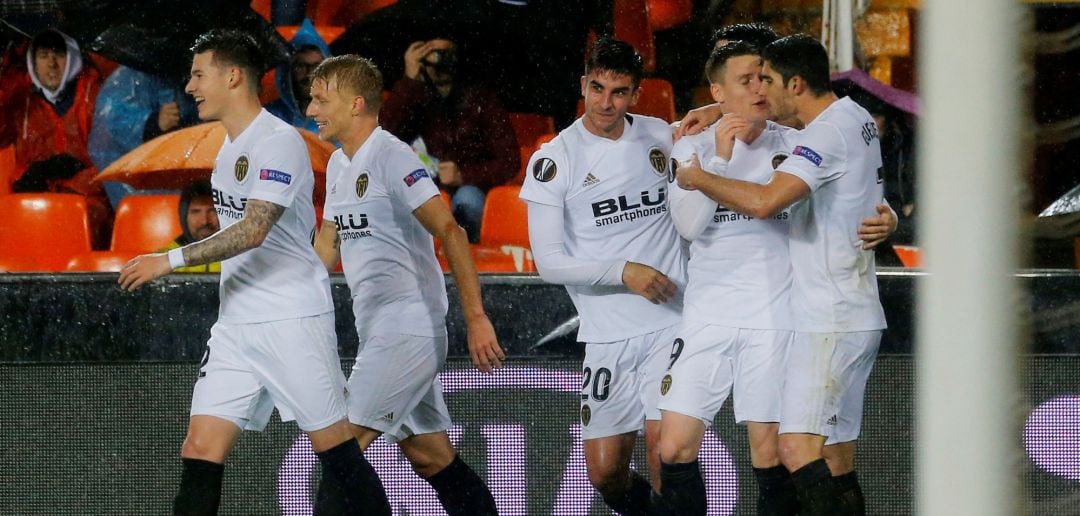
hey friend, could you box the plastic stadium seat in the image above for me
[0,146,14,195]
[0,193,91,271]
[632,78,676,122]
[66,251,138,272]
[647,0,692,31]
[892,245,923,268]
[613,0,656,71]
[510,133,557,186]
[479,185,529,248]
[471,245,536,273]
[509,113,556,151]
[111,194,183,253]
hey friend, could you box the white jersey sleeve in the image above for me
[384,150,440,211]
[527,202,626,286]
[668,132,720,241]
[246,130,311,208]
[776,122,847,192]
[519,142,570,208]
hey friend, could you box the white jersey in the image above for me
[322,127,447,340]
[211,109,333,324]
[520,115,686,342]
[777,97,887,332]
[669,121,795,330]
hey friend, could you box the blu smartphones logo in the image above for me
[277,368,740,515]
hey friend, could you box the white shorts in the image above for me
[779,331,881,444]
[347,332,452,443]
[191,313,347,432]
[658,322,792,425]
[579,325,677,440]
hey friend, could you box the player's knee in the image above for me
[180,435,223,462]
[776,437,813,472]
[657,435,697,465]
[585,460,626,496]
[400,438,456,478]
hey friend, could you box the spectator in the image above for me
[156,180,221,273]
[0,28,110,248]
[381,37,519,243]
[88,65,199,207]
[266,18,329,133]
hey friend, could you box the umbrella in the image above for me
[1039,183,1080,218]
[96,122,335,205]
[831,68,920,117]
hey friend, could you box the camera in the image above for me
[423,48,457,73]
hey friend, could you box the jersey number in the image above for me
[197,348,210,378]
[668,338,685,370]
[581,367,612,401]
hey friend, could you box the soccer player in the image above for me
[118,30,389,515]
[672,34,888,515]
[519,38,685,515]
[306,55,501,515]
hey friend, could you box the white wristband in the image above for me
[167,248,186,270]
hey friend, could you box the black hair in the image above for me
[32,29,67,54]
[178,180,214,244]
[585,37,644,86]
[191,29,266,88]
[704,40,760,84]
[761,34,832,95]
[711,23,779,51]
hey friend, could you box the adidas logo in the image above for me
[826,415,837,426]
[377,412,394,422]
[583,172,600,188]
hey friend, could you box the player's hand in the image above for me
[858,203,898,249]
[438,161,462,186]
[675,103,724,140]
[714,113,750,161]
[622,262,677,304]
[158,102,181,132]
[674,154,707,191]
[404,41,433,80]
[118,253,173,292]
[466,315,505,373]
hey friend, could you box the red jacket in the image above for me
[0,62,102,195]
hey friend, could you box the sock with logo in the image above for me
[754,465,800,515]
[314,439,390,516]
[790,459,841,516]
[600,470,653,516]
[173,458,224,516]
[835,471,866,516]
[658,460,707,516]
[423,454,498,515]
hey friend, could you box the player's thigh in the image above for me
[579,339,648,440]
[190,321,276,432]
[638,324,683,422]
[247,313,349,433]
[348,333,448,440]
[657,321,737,427]
[583,431,638,486]
[733,329,793,425]
[824,330,882,446]
[780,332,844,438]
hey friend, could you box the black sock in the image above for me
[173,458,224,516]
[754,465,800,515]
[835,471,866,516]
[657,460,707,516]
[600,470,653,516]
[424,455,498,516]
[790,459,841,516]
[314,439,390,516]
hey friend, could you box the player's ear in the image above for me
[629,83,641,107]
[710,82,724,104]
[790,75,804,95]
[580,75,587,97]
[352,95,366,116]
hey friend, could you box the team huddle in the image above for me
[116,21,891,516]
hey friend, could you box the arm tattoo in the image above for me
[183,200,285,265]
[332,231,341,252]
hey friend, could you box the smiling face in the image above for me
[185,51,232,121]
[712,54,769,122]
[580,69,640,139]
[306,77,356,143]
[186,196,219,241]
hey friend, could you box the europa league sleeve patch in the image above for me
[403,168,429,187]
[532,158,557,183]
[258,169,292,185]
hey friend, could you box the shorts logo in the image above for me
[580,404,592,426]
[234,155,249,183]
[378,412,395,422]
[771,152,789,170]
[533,158,557,183]
[648,147,668,176]
[403,168,429,187]
[356,173,369,199]
[792,146,823,167]
[259,169,292,185]
[826,414,837,426]
[660,374,672,396]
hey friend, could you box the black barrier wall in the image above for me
[1,271,1080,514]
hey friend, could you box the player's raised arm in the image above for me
[413,196,504,373]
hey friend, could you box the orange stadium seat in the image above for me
[65,251,138,272]
[111,194,182,253]
[509,113,556,150]
[613,0,656,71]
[647,0,692,31]
[0,146,15,195]
[479,185,529,247]
[510,132,557,186]
[471,244,536,273]
[632,78,676,122]
[892,245,923,268]
[0,193,91,271]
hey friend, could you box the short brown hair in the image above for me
[310,55,383,114]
